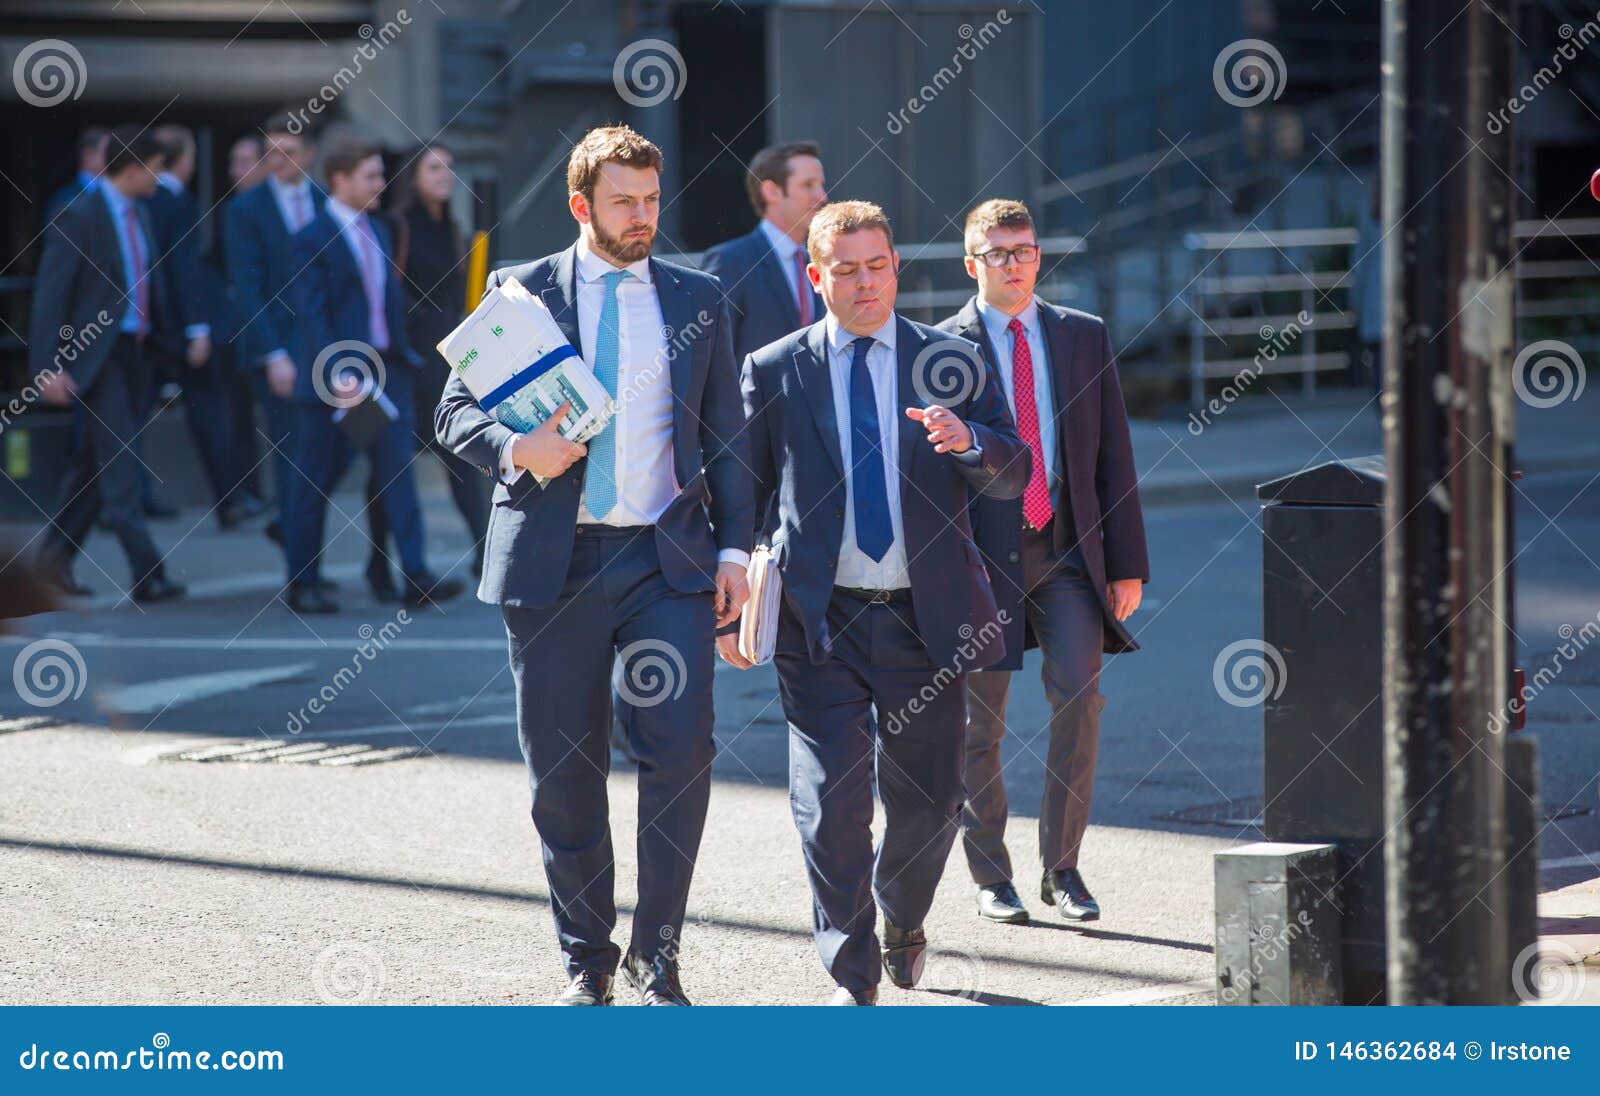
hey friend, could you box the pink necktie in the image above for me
[1009,318,1052,530]
[793,249,813,326]
[294,188,309,230]
[355,214,390,350]
[121,204,149,335]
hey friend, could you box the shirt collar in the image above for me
[758,218,802,262]
[157,173,183,195]
[98,177,129,216]
[325,196,363,228]
[575,234,652,285]
[268,173,309,201]
[975,293,1039,334]
[826,312,898,358]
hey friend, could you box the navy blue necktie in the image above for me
[848,336,893,562]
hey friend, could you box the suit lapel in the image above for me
[649,257,695,468]
[1037,303,1080,491]
[752,229,801,327]
[796,321,844,478]
[538,245,583,358]
[893,315,924,481]
[955,297,999,371]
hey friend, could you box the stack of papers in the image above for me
[437,276,614,485]
[738,543,783,665]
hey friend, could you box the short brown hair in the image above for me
[963,198,1035,254]
[745,140,821,218]
[153,124,195,167]
[322,137,381,184]
[567,125,663,203]
[807,200,894,263]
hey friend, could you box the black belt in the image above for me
[575,523,651,538]
[834,585,912,605]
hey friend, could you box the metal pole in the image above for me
[1381,0,1517,1004]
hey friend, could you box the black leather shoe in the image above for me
[403,571,464,608]
[368,577,401,604]
[620,951,690,1006]
[553,969,614,1006]
[130,575,186,604]
[1042,867,1101,922]
[829,986,878,1005]
[977,881,1030,924]
[287,585,339,615]
[218,494,269,530]
[881,922,927,989]
[315,578,340,596]
[264,519,284,547]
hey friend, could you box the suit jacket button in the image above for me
[835,506,844,519]
[1009,551,1020,563]
[827,556,837,568]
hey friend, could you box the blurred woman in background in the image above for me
[386,142,489,578]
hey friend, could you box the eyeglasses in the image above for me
[970,244,1040,268]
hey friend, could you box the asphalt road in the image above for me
[1,463,1596,1005]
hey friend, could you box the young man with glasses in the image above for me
[936,199,1149,927]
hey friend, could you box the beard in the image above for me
[591,219,655,264]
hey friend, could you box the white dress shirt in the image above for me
[827,314,912,590]
[977,295,1061,496]
[501,237,747,567]
[759,217,809,305]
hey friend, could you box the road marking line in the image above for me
[97,663,316,715]
[1541,852,1600,870]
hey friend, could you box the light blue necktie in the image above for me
[583,269,632,519]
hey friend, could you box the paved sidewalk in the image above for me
[1531,876,1600,1005]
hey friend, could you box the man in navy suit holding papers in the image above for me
[728,200,1028,1004]
[435,126,754,1007]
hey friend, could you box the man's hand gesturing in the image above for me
[512,400,587,480]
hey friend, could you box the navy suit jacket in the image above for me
[145,184,208,336]
[28,187,174,394]
[741,315,1030,669]
[937,296,1149,663]
[287,207,422,406]
[225,180,325,368]
[701,226,823,364]
[434,245,756,608]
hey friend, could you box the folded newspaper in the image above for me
[738,543,782,665]
[437,276,615,486]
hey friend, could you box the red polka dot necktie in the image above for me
[1008,317,1053,530]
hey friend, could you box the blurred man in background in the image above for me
[31,126,186,603]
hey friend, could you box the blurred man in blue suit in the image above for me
[700,141,827,364]
[283,138,462,614]
[728,201,1029,1003]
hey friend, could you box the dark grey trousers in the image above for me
[502,525,716,977]
[962,528,1105,885]
[775,590,967,993]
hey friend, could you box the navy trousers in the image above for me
[774,589,968,993]
[502,525,716,977]
[283,367,425,589]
